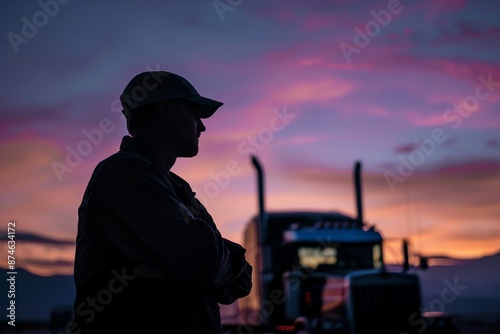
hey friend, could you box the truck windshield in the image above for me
[297,243,382,270]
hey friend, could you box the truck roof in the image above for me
[246,210,377,244]
[283,228,382,244]
[262,210,357,223]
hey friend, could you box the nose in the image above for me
[196,117,206,133]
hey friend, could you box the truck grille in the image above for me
[349,272,422,334]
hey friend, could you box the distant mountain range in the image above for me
[1,253,499,324]
[0,268,75,322]
[415,252,500,323]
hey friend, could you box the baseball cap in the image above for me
[120,71,223,118]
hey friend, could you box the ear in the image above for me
[158,100,176,123]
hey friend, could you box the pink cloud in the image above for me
[271,79,355,105]
[486,137,500,149]
[395,143,419,154]
[428,21,500,48]
[303,15,334,31]
[275,134,331,146]
[431,159,500,175]
[418,0,468,21]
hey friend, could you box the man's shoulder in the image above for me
[106,150,152,165]
[92,150,158,179]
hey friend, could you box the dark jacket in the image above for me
[70,136,252,333]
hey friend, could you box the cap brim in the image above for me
[185,95,223,118]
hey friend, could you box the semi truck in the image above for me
[221,155,456,334]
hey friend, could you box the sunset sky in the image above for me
[1,0,499,277]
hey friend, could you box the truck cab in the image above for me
[235,212,422,334]
[224,156,433,334]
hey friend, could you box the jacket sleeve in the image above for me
[93,154,233,291]
[213,239,253,304]
[132,239,253,303]
[182,195,252,303]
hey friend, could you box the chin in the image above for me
[179,148,199,158]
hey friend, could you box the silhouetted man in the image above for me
[70,71,252,333]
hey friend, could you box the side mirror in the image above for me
[419,256,428,270]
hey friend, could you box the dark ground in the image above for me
[2,321,500,334]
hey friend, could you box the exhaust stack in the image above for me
[403,239,410,272]
[251,155,267,245]
[354,161,363,227]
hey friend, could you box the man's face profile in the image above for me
[158,99,207,158]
